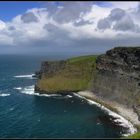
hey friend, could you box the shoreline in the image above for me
[75,90,140,136]
[33,84,139,136]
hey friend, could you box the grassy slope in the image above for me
[37,55,97,92]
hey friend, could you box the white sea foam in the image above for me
[14,84,136,136]
[0,93,10,97]
[14,74,36,79]
[14,85,73,98]
[73,93,137,137]
[66,95,73,98]
[14,87,22,90]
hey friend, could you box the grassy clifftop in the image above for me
[36,55,97,93]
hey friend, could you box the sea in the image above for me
[0,54,136,138]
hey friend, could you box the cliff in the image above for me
[35,55,97,94]
[92,47,140,119]
[34,46,140,137]
[35,47,140,117]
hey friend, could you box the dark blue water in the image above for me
[0,55,129,138]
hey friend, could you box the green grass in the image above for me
[37,55,97,93]
[125,132,140,139]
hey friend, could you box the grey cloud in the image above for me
[136,3,140,13]
[97,8,126,31]
[45,2,94,23]
[74,19,92,26]
[43,23,72,46]
[21,12,38,23]
[3,31,140,56]
[43,23,69,37]
[113,15,135,31]
[132,3,140,21]
[8,26,16,31]
[97,18,110,30]
[43,23,58,32]
[97,7,140,32]
[109,8,125,21]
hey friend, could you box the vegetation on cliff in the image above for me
[36,55,97,93]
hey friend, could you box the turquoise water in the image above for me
[0,55,130,138]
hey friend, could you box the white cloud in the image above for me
[109,2,139,10]
[0,2,140,54]
[0,20,6,30]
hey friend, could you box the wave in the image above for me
[13,85,136,136]
[72,93,137,137]
[14,85,72,98]
[14,87,22,90]
[13,74,36,79]
[0,93,10,97]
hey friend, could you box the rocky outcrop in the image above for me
[92,47,140,119]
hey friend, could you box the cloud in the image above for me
[97,7,140,33]
[108,2,139,10]
[46,2,94,24]
[0,2,140,55]
[0,20,6,30]
[97,18,110,30]
[21,12,38,23]
[113,15,135,31]
[8,26,16,31]
[109,8,125,21]
[43,23,71,44]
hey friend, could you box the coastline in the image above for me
[33,85,138,137]
[75,90,140,136]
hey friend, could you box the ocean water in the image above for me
[0,55,132,138]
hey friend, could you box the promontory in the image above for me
[34,46,140,138]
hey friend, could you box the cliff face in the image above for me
[40,60,66,78]
[92,47,140,115]
[35,47,140,116]
[35,55,96,94]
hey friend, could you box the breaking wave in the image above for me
[0,93,10,97]
[14,85,72,98]
[14,84,135,136]
[14,74,36,79]
[72,93,137,137]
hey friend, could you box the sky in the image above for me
[0,1,140,55]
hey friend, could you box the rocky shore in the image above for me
[77,90,140,126]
